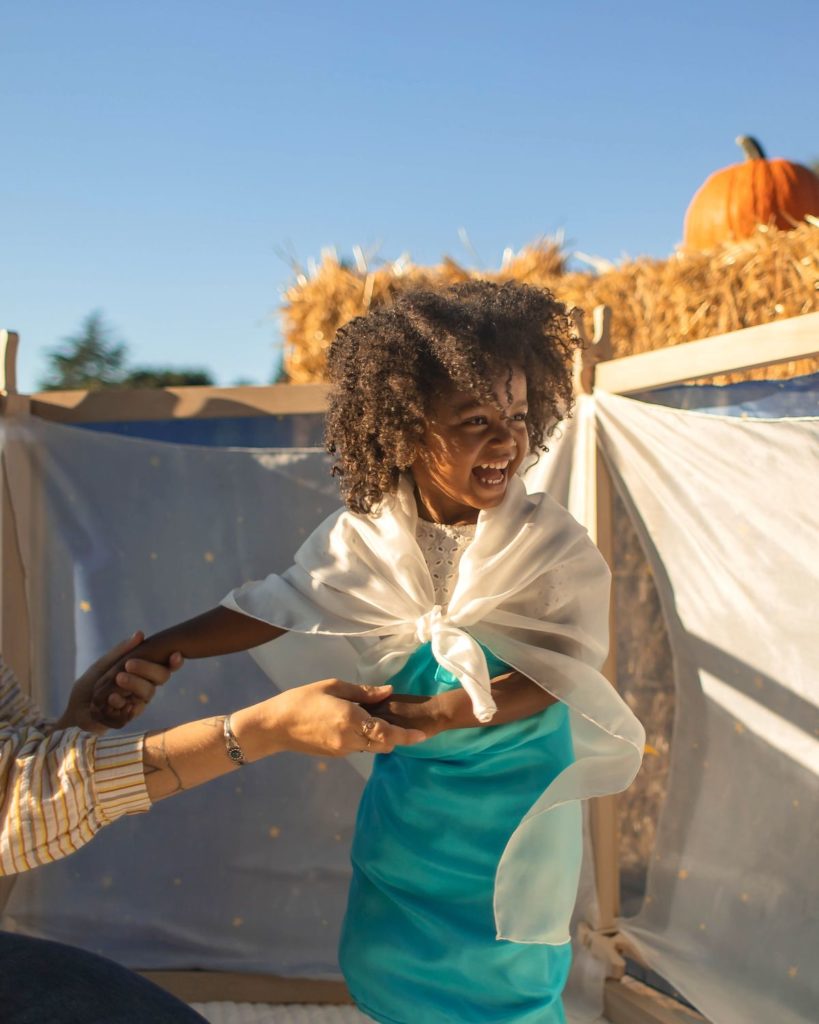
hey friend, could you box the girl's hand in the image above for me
[368,692,447,738]
[372,674,559,735]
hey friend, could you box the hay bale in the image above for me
[282,223,818,384]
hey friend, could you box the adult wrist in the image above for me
[223,714,246,765]
[230,700,287,763]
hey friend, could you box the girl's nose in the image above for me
[489,419,516,449]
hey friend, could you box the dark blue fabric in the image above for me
[0,931,207,1023]
[634,370,819,418]
[76,413,325,447]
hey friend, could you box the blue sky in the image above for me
[3,1,816,391]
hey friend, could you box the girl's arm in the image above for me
[371,669,557,736]
[92,606,286,727]
[123,607,285,662]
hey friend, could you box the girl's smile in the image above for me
[411,367,529,525]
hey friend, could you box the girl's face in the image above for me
[411,366,529,525]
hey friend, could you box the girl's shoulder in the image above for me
[503,477,591,543]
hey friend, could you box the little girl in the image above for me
[94,281,644,1023]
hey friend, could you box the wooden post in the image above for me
[590,453,621,931]
[0,330,32,693]
[0,329,28,914]
[573,305,613,395]
[574,306,623,938]
[0,330,19,396]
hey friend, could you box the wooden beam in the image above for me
[595,311,819,395]
[29,383,331,423]
[604,977,708,1024]
[141,971,712,1023]
[137,971,352,1006]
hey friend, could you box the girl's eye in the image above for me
[512,412,528,422]
[462,416,488,426]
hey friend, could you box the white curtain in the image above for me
[596,393,819,1024]
[1,418,359,975]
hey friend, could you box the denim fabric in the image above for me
[0,931,207,1023]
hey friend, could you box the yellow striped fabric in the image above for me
[1,656,150,876]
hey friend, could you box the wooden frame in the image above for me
[0,392,32,693]
[595,311,819,395]
[576,308,818,1024]
[25,381,329,423]
[2,313,817,1020]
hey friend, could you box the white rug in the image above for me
[191,1005,376,1024]
[191,1003,609,1024]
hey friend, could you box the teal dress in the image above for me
[339,642,575,1024]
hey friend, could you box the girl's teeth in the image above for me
[473,465,506,485]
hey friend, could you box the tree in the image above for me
[124,367,214,388]
[271,357,289,384]
[40,311,128,391]
[39,311,216,390]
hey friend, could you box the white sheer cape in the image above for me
[223,473,645,943]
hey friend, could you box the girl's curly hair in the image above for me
[325,280,580,513]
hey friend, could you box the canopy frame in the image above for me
[2,311,817,1023]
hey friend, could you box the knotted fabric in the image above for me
[222,473,645,942]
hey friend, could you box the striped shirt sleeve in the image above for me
[0,655,151,876]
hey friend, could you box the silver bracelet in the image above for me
[223,714,246,766]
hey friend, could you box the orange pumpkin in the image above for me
[683,136,819,251]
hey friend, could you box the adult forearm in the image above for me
[0,726,149,875]
[143,698,295,801]
[143,680,425,800]
[142,705,278,801]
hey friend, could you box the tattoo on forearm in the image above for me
[144,731,185,796]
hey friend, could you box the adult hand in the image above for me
[233,679,428,759]
[56,633,184,735]
[89,638,169,730]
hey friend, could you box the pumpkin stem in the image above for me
[736,135,766,161]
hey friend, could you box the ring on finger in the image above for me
[360,717,377,740]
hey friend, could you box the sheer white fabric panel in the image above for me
[596,393,819,1024]
[0,418,361,975]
